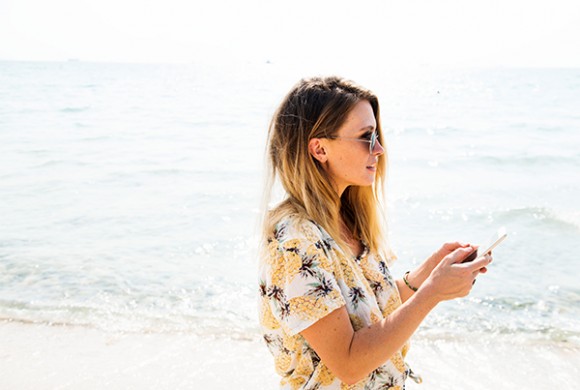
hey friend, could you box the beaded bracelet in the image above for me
[403,271,418,292]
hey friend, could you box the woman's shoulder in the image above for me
[269,214,335,248]
[273,214,321,240]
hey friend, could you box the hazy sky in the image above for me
[1,0,579,66]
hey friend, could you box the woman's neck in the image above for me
[339,217,363,257]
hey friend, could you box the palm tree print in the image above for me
[299,254,319,278]
[365,365,405,390]
[263,334,278,354]
[378,261,388,276]
[259,280,267,297]
[311,350,321,369]
[314,238,333,252]
[370,280,383,295]
[378,260,395,288]
[268,285,290,319]
[268,285,284,301]
[264,334,290,355]
[366,366,389,389]
[349,286,367,310]
[306,275,334,298]
[274,223,287,240]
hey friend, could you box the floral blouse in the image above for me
[259,216,409,390]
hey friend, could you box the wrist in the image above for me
[412,279,441,308]
[426,251,442,270]
[403,271,418,292]
[406,261,433,291]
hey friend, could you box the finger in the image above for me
[439,243,457,255]
[466,254,492,271]
[446,247,476,265]
[442,241,469,253]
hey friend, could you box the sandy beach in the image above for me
[0,321,278,389]
[1,321,578,389]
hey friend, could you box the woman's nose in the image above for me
[373,140,385,156]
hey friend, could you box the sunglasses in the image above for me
[327,131,378,154]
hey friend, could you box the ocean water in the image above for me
[1,61,579,351]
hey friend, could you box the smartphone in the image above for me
[463,227,507,263]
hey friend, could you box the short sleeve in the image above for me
[263,218,346,336]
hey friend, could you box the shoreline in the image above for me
[0,321,278,390]
[1,321,579,389]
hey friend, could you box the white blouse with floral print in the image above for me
[259,215,409,390]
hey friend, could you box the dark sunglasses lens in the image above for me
[370,132,377,153]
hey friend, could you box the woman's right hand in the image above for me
[420,247,492,302]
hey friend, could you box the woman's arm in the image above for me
[301,246,491,385]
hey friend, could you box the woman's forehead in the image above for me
[339,100,376,135]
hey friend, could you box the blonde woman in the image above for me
[258,76,491,389]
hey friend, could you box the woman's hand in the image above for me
[421,247,492,302]
[427,241,472,267]
[396,241,473,303]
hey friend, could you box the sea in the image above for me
[1,60,579,384]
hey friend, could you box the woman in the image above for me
[258,76,491,389]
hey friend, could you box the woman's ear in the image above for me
[308,138,328,163]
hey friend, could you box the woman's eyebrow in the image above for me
[357,125,376,133]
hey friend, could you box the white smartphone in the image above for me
[463,227,507,263]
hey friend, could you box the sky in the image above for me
[1,0,580,67]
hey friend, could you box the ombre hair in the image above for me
[262,76,394,260]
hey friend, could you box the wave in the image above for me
[2,297,577,346]
[59,106,91,113]
[403,201,580,234]
[0,299,260,340]
[420,291,580,345]
[416,204,580,232]
[397,153,580,170]
[31,159,91,168]
[385,125,463,136]
[414,326,580,347]
[495,206,580,232]
[475,154,580,167]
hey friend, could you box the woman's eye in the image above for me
[361,132,373,140]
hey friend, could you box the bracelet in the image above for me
[403,271,418,292]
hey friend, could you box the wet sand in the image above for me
[1,322,578,389]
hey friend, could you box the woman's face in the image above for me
[322,100,385,195]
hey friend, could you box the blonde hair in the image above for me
[262,76,394,260]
